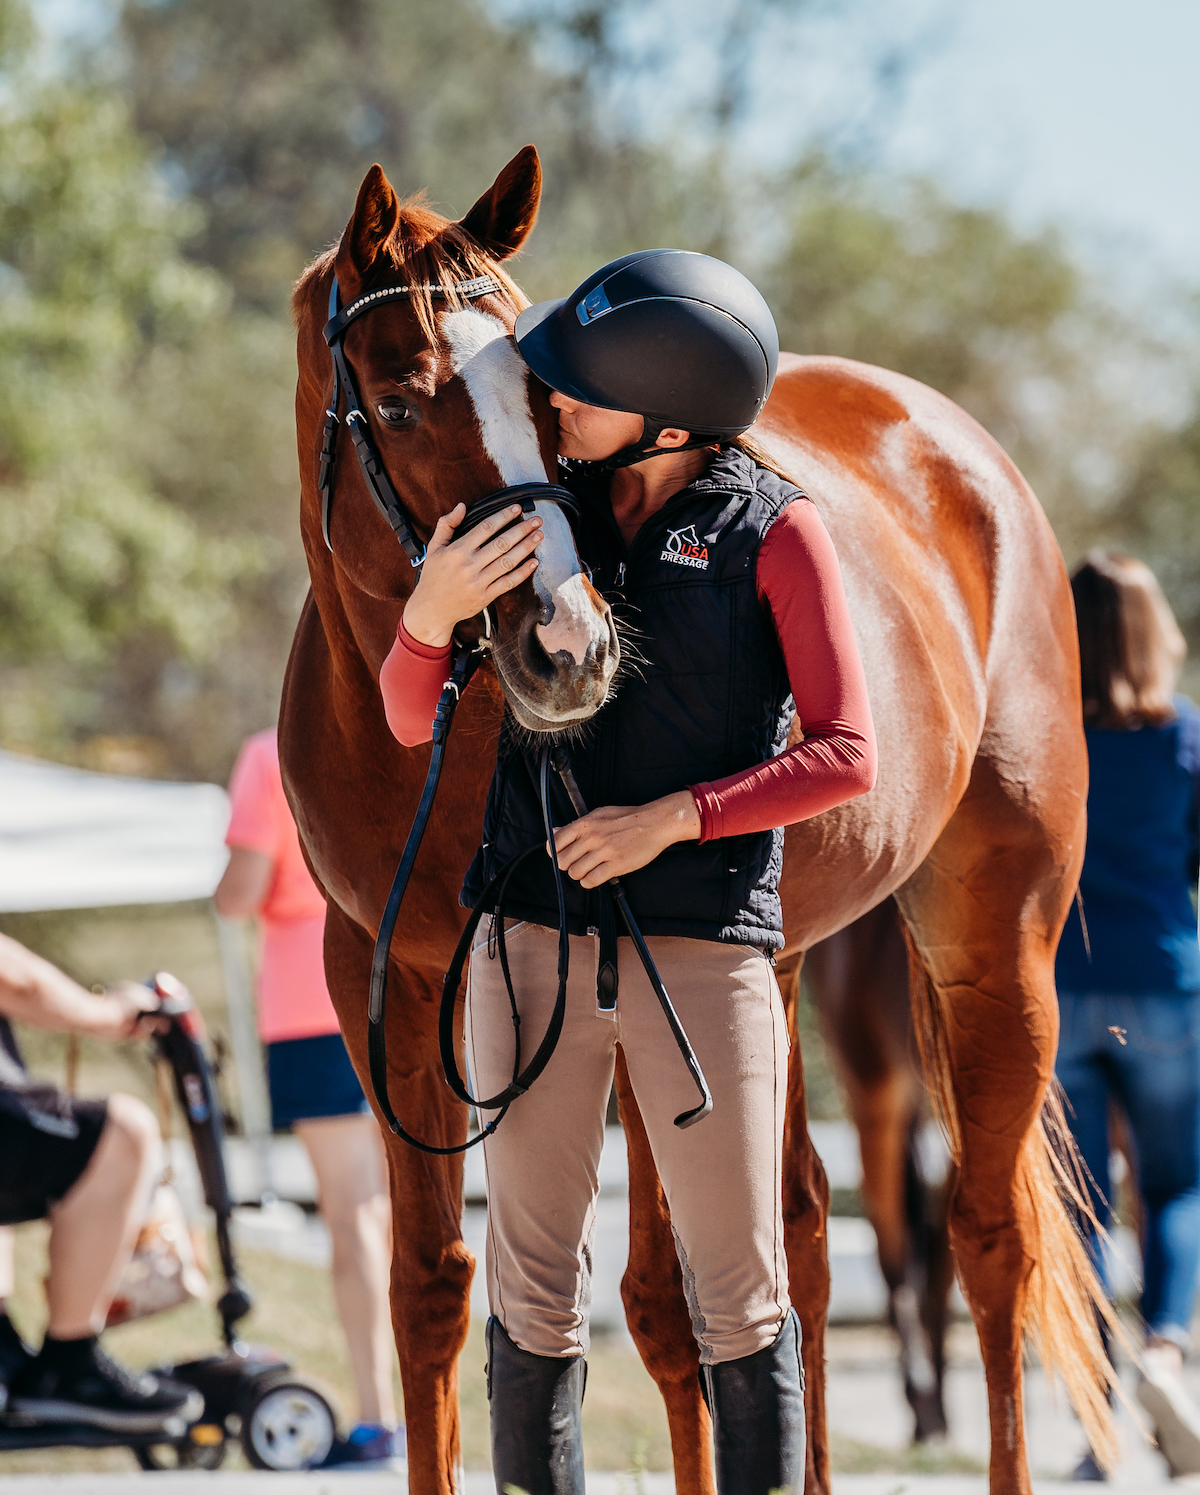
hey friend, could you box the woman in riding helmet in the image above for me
[379,250,877,1494]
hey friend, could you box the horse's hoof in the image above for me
[906,1386,948,1444]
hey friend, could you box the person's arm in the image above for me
[380,499,546,746]
[219,735,283,918]
[214,846,275,920]
[553,498,876,888]
[0,933,160,1041]
[380,619,454,747]
[689,499,877,842]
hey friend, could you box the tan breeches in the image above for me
[464,921,791,1364]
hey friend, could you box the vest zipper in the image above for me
[615,561,626,590]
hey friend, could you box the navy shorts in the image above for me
[0,1084,109,1226]
[266,1032,369,1130]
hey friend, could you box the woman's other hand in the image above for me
[553,792,701,887]
[402,502,544,648]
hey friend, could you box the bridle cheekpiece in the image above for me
[317,272,577,565]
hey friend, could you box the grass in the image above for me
[3,1222,985,1478]
[830,1432,985,1476]
[2,1221,676,1475]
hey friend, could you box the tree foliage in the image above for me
[0,10,295,774]
[117,0,706,310]
[0,0,1189,777]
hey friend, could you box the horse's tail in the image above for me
[903,932,1128,1470]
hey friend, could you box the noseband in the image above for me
[317,268,712,1157]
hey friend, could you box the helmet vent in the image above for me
[577,284,612,325]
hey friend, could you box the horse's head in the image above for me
[293,146,617,732]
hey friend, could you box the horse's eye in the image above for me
[377,402,411,425]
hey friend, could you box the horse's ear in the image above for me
[334,164,400,300]
[458,145,541,260]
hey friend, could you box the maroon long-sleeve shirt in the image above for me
[380,498,877,842]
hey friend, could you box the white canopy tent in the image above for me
[0,749,270,1140]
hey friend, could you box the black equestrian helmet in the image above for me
[514,249,780,437]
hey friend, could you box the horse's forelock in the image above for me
[291,199,527,346]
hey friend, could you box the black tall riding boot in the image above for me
[486,1317,586,1495]
[700,1308,806,1495]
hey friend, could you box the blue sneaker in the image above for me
[322,1421,406,1468]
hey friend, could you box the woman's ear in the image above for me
[334,164,400,302]
[458,145,542,260]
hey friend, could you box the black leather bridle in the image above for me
[319,272,579,562]
[318,271,712,1157]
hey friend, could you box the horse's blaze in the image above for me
[443,304,617,727]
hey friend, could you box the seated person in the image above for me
[0,933,200,1430]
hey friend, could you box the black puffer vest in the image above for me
[461,447,802,952]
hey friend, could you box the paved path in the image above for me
[0,1474,1190,1492]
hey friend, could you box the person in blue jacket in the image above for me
[1057,550,1200,1481]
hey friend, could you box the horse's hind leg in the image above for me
[617,1049,715,1495]
[806,901,949,1442]
[895,751,1113,1494]
[777,952,833,1495]
[325,905,473,1495]
[907,1118,956,1440]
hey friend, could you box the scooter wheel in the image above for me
[135,1433,227,1470]
[242,1374,337,1471]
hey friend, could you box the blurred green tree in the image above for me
[0,6,300,776]
[1096,389,1200,653]
[758,158,1147,539]
[117,0,708,311]
[0,0,1178,783]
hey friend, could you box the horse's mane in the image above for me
[293,193,529,339]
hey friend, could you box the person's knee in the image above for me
[103,1093,161,1171]
[325,1197,388,1262]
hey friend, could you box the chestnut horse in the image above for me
[280,146,1115,1495]
[804,899,956,1443]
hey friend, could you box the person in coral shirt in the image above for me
[216,728,400,1469]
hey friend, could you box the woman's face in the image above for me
[548,391,646,462]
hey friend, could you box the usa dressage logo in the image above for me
[662,524,710,570]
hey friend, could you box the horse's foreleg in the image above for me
[777,957,832,1495]
[325,906,472,1495]
[617,1050,715,1495]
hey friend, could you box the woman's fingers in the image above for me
[427,502,466,554]
[448,503,528,556]
[479,525,543,581]
[484,554,541,603]
[566,848,614,886]
[474,517,543,572]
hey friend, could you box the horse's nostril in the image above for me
[534,618,600,671]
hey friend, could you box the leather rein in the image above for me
[319,270,712,1157]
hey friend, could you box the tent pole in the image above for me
[213,908,273,1201]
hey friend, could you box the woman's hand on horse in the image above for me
[553,792,702,886]
[402,502,544,648]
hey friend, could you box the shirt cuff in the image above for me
[398,614,453,663]
[689,784,721,845]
